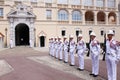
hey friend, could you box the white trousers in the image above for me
[78,50,84,69]
[106,55,117,80]
[64,50,68,62]
[59,49,63,60]
[70,50,75,65]
[56,49,59,58]
[91,54,99,75]
[52,48,55,56]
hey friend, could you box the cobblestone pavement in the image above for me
[0,46,119,80]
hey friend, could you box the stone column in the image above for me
[9,18,15,47]
[93,0,96,9]
[105,12,109,25]
[94,11,97,25]
[82,10,85,25]
[69,10,72,24]
[116,12,119,25]
[105,0,107,10]
[30,18,35,47]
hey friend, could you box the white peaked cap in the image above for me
[54,37,57,39]
[58,36,61,38]
[78,34,83,37]
[63,36,67,38]
[70,35,74,38]
[107,30,114,35]
[90,32,96,36]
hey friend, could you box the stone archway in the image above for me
[15,23,29,46]
[7,3,36,47]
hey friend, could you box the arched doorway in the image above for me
[40,36,45,47]
[15,23,29,46]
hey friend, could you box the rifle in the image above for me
[67,35,70,52]
[76,36,78,53]
[86,36,91,57]
[102,33,106,61]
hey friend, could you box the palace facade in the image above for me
[0,0,119,48]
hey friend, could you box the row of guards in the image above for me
[49,30,120,80]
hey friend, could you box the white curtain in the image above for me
[58,10,68,20]
[108,0,115,8]
[96,0,104,7]
[57,0,68,4]
[70,0,80,5]
[84,0,93,6]
[72,11,82,21]
[45,0,52,3]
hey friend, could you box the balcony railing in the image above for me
[57,4,68,8]
[71,5,81,9]
[84,6,94,9]
[85,21,94,24]
[96,7,105,10]
[72,21,82,24]
[45,3,52,8]
[107,8,117,11]
[58,20,69,24]
[97,21,106,24]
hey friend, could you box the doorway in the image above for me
[40,36,45,47]
[15,23,29,46]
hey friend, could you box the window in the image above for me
[101,30,104,36]
[45,0,52,3]
[108,0,115,8]
[70,0,80,5]
[96,0,104,7]
[61,30,66,36]
[46,10,52,19]
[57,0,67,4]
[84,0,92,6]
[89,30,92,35]
[76,30,79,36]
[72,11,82,21]
[0,8,3,17]
[31,0,37,2]
[58,10,68,21]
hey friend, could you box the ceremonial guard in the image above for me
[53,37,57,57]
[58,36,63,60]
[63,36,69,63]
[77,34,86,71]
[69,35,76,66]
[50,37,54,56]
[10,39,13,49]
[106,30,120,80]
[89,32,100,77]
[49,38,51,55]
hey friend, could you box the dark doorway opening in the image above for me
[40,36,45,47]
[15,23,29,46]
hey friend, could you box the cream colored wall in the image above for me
[0,0,119,48]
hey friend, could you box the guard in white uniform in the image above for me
[58,36,63,60]
[69,35,76,66]
[51,37,54,56]
[89,32,100,77]
[53,37,57,57]
[49,38,51,55]
[10,39,13,49]
[106,30,120,80]
[63,36,69,63]
[77,34,86,71]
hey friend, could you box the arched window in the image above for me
[96,0,104,7]
[72,11,82,21]
[70,0,80,5]
[58,10,68,21]
[84,0,92,6]
[108,0,115,8]
[57,0,68,4]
